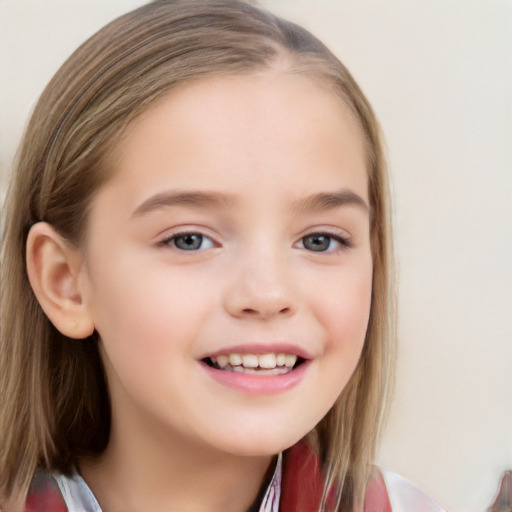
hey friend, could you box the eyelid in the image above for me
[157,227,221,250]
[295,227,353,252]
[155,225,353,252]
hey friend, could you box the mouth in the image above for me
[202,352,305,375]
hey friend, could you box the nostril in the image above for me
[226,283,296,319]
[241,306,292,317]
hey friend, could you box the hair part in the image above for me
[0,1,395,510]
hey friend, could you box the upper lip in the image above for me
[201,342,313,361]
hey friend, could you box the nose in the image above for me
[223,248,297,320]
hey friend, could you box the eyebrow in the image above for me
[131,188,370,218]
[293,190,370,214]
[131,190,236,217]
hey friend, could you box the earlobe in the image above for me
[26,222,95,339]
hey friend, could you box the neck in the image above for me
[79,413,273,512]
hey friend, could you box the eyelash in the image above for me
[296,230,353,253]
[158,229,352,253]
[158,231,217,251]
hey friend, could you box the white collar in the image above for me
[53,453,282,512]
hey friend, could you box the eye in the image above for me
[298,232,351,253]
[160,232,216,251]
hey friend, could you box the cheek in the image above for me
[313,264,373,380]
[323,268,372,337]
[290,265,372,435]
[85,256,217,363]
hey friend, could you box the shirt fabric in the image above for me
[24,442,447,512]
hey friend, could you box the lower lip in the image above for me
[200,361,310,395]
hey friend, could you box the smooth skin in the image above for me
[27,69,373,512]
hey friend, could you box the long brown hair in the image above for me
[0,1,395,510]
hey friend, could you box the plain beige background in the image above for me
[1,1,511,511]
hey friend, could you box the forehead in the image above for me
[100,70,368,210]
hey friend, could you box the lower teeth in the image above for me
[213,364,292,375]
[230,366,291,375]
[205,356,301,374]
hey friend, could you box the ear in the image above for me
[26,222,95,339]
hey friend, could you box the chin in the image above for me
[214,428,309,458]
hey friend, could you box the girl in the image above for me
[0,1,446,511]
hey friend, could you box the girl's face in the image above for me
[80,70,372,457]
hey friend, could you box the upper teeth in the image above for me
[211,353,297,370]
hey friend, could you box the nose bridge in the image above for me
[224,237,296,319]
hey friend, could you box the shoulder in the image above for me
[280,441,447,512]
[280,442,393,511]
[23,469,101,512]
[378,469,447,512]
[23,471,68,512]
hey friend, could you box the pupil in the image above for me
[304,235,329,251]
[176,234,202,250]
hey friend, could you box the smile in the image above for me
[200,344,311,394]
[206,353,301,375]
